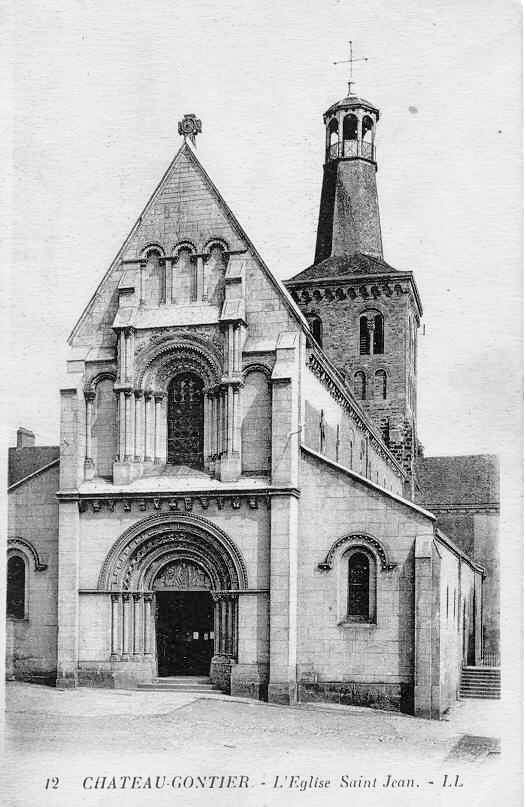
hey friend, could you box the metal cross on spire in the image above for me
[333,41,369,96]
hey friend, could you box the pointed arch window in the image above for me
[353,371,366,400]
[374,369,387,400]
[7,555,26,619]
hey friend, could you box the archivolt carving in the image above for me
[318,533,395,572]
[8,537,48,571]
[136,333,223,390]
[84,371,117,396]
[98,512,248,592]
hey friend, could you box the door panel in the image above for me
[156,591,214,676]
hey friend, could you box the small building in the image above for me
[6,86,496,718]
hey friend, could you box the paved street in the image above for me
[2,683,513,807]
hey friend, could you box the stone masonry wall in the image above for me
[296,449,434,712]
[7,466,59,683]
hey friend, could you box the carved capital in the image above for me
[84,390,96,403]
[134,389,144,399]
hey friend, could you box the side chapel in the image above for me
[6,87,499,718]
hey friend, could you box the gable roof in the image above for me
[68,140,304,344]
[416,455,499,508]
[8,447,60,489]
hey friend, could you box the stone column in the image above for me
[133,594,142,656]
[367,318,375,355]
[227,324,234,374]
[111,594,121,659]
[122,594,131,660]
[213,600,220,656]
[139,261,145,306]
[227,385,234,452]
[118,330,125,382]
[117,391,126,461]
[84,391,95,479]
[144,392,152,462]
[203,393,211,468]
[154,393,164,464]
[232,387,240,454]
[195,255,204,301]
[143,594,153,655]
[134,390,143,461]
[161,258,168,304]
[124,391,134,461]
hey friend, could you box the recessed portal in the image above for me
[155,591,214,676]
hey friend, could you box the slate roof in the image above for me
[286,252,404,285]
[8,446,60,488]
[415,455,499,507]
[324,94,379,118]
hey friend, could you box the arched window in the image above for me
[308,315,323,347]
[353,371,366,400]
[362,115,374,142]
[373,313,384,353]
[359,315,369,354]
[7,555,26,619]
[374,369,387,400]
[173,246,196,304]
[205,244,226,305]
[347,551,370,621]
[359,312,384,354]
[327,118,339,159]
[143,247,165,305]
[343,114,358,157]
[167,372,204,468]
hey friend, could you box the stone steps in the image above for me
[460,667,501,700]
[138,676,220,693]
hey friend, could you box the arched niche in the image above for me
[241,367,271,473]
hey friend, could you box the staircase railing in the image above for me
[479,651,501,667]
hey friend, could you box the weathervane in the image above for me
[333,41,369,95]
[178,113,202,146]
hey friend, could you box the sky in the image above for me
[5,0,522,460]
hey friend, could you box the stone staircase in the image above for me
[460,666,501,700]
[137,676,220,693]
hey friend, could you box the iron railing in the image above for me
[479,651,500,667]
[326,140,375,162]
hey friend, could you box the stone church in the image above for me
[6,88,499,718]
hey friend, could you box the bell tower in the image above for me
[315,94,382,262]
[286,81,423,497]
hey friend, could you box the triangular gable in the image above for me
[68,141,304,345]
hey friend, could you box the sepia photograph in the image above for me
[2,1,522,805]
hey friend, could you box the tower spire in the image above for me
[333,40,369,96]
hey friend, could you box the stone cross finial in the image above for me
[178,113,202,145]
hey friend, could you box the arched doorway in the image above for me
[99,513,248,687]
[153,560,214,676]
[167,372,204,468]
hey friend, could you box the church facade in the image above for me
[7,91,495,719]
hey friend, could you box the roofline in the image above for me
[67,141,193,344]
[8,458,60,492]
[434,528,486,577]
[305,342,407,477]
[68,139,311,345]
[285,271,423,317]
[301,445,430,518]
